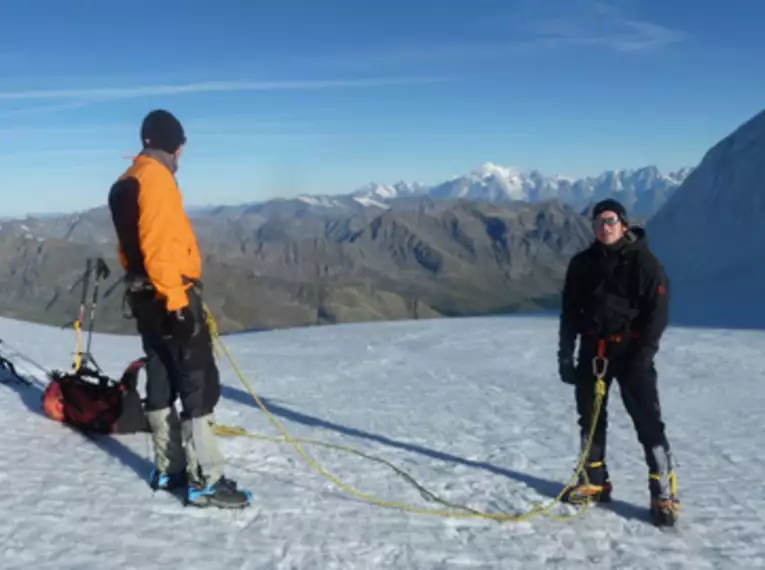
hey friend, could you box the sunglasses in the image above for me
[592,216,621,229]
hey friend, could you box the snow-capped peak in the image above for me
[297,195,345,208]
[350,181,425,201]
[471,162,523,181]
[352,196,390,210]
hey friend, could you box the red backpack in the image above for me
[40,257,151,435]
[42,358,150,435]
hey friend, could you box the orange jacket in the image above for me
[109,153,201,311]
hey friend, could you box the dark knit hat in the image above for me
[592,198,628,225]
[140,109,186,153]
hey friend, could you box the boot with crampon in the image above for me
[562,440,612,504]
[562,461,613,504]
[647,445,680,527]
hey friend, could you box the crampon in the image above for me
[650,495,681,527]
[561,481,613,504]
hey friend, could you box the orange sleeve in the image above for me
[136,167,189,311]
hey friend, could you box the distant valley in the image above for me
[0,162,693,334]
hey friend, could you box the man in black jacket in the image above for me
[558,198,679,526]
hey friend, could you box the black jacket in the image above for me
[558,227,669,361]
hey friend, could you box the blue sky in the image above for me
[0,0,764,217]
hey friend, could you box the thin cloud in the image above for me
[295,1,685,72]
[295,42,546,71]
[525,0,687,53]
[189,131,524,143]
[0,148,118,162]
[0,100,95,119]
[0,117,312,138]
[0,76,449,102]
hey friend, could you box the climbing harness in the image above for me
[204,304,610,523]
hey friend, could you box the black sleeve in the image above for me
[558,257,580,362]
[634,250,669,353]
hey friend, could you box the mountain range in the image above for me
[0,160,709,335]
[0,196,596,334]
[346,163,692,220]
[189,163,693,223]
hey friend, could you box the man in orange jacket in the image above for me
[108,109,251,509]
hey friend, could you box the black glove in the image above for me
[167,306,196,342]
[558,356,577,385]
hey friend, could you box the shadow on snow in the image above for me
[0,369,157,492]
[219,383,651,524]
[0,366,651,523]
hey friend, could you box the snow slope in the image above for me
[647,108,765,329]
[0,314,763,569]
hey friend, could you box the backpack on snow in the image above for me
[42,358,150,435]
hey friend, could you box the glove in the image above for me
[558,357,577,385]
[167,306,196,342]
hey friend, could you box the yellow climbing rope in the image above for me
[205,305,608,523]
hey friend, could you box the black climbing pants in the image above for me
[127,284,221,420]
[574,335,670,473]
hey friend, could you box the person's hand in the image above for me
[558,357,577,385]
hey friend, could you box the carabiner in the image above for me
[591,355,608,378]
[592,338,609,378]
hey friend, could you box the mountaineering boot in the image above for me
[146,407,186,489]
[186,475,253,509]
[181,414,253,508]
[646,445,680,527]
[562,438,612,504]
[149,468,187,491]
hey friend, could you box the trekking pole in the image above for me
[82,257,110,373]
[68,258,95,371]
[87,258,110,347]
[60,258,91,330]
[69,257,93,327]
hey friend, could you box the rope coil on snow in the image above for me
[204,304,608,523]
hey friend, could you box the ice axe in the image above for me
[85,257,111,355]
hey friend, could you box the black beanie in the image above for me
[140,109,186,154]
[592,198,628,225]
